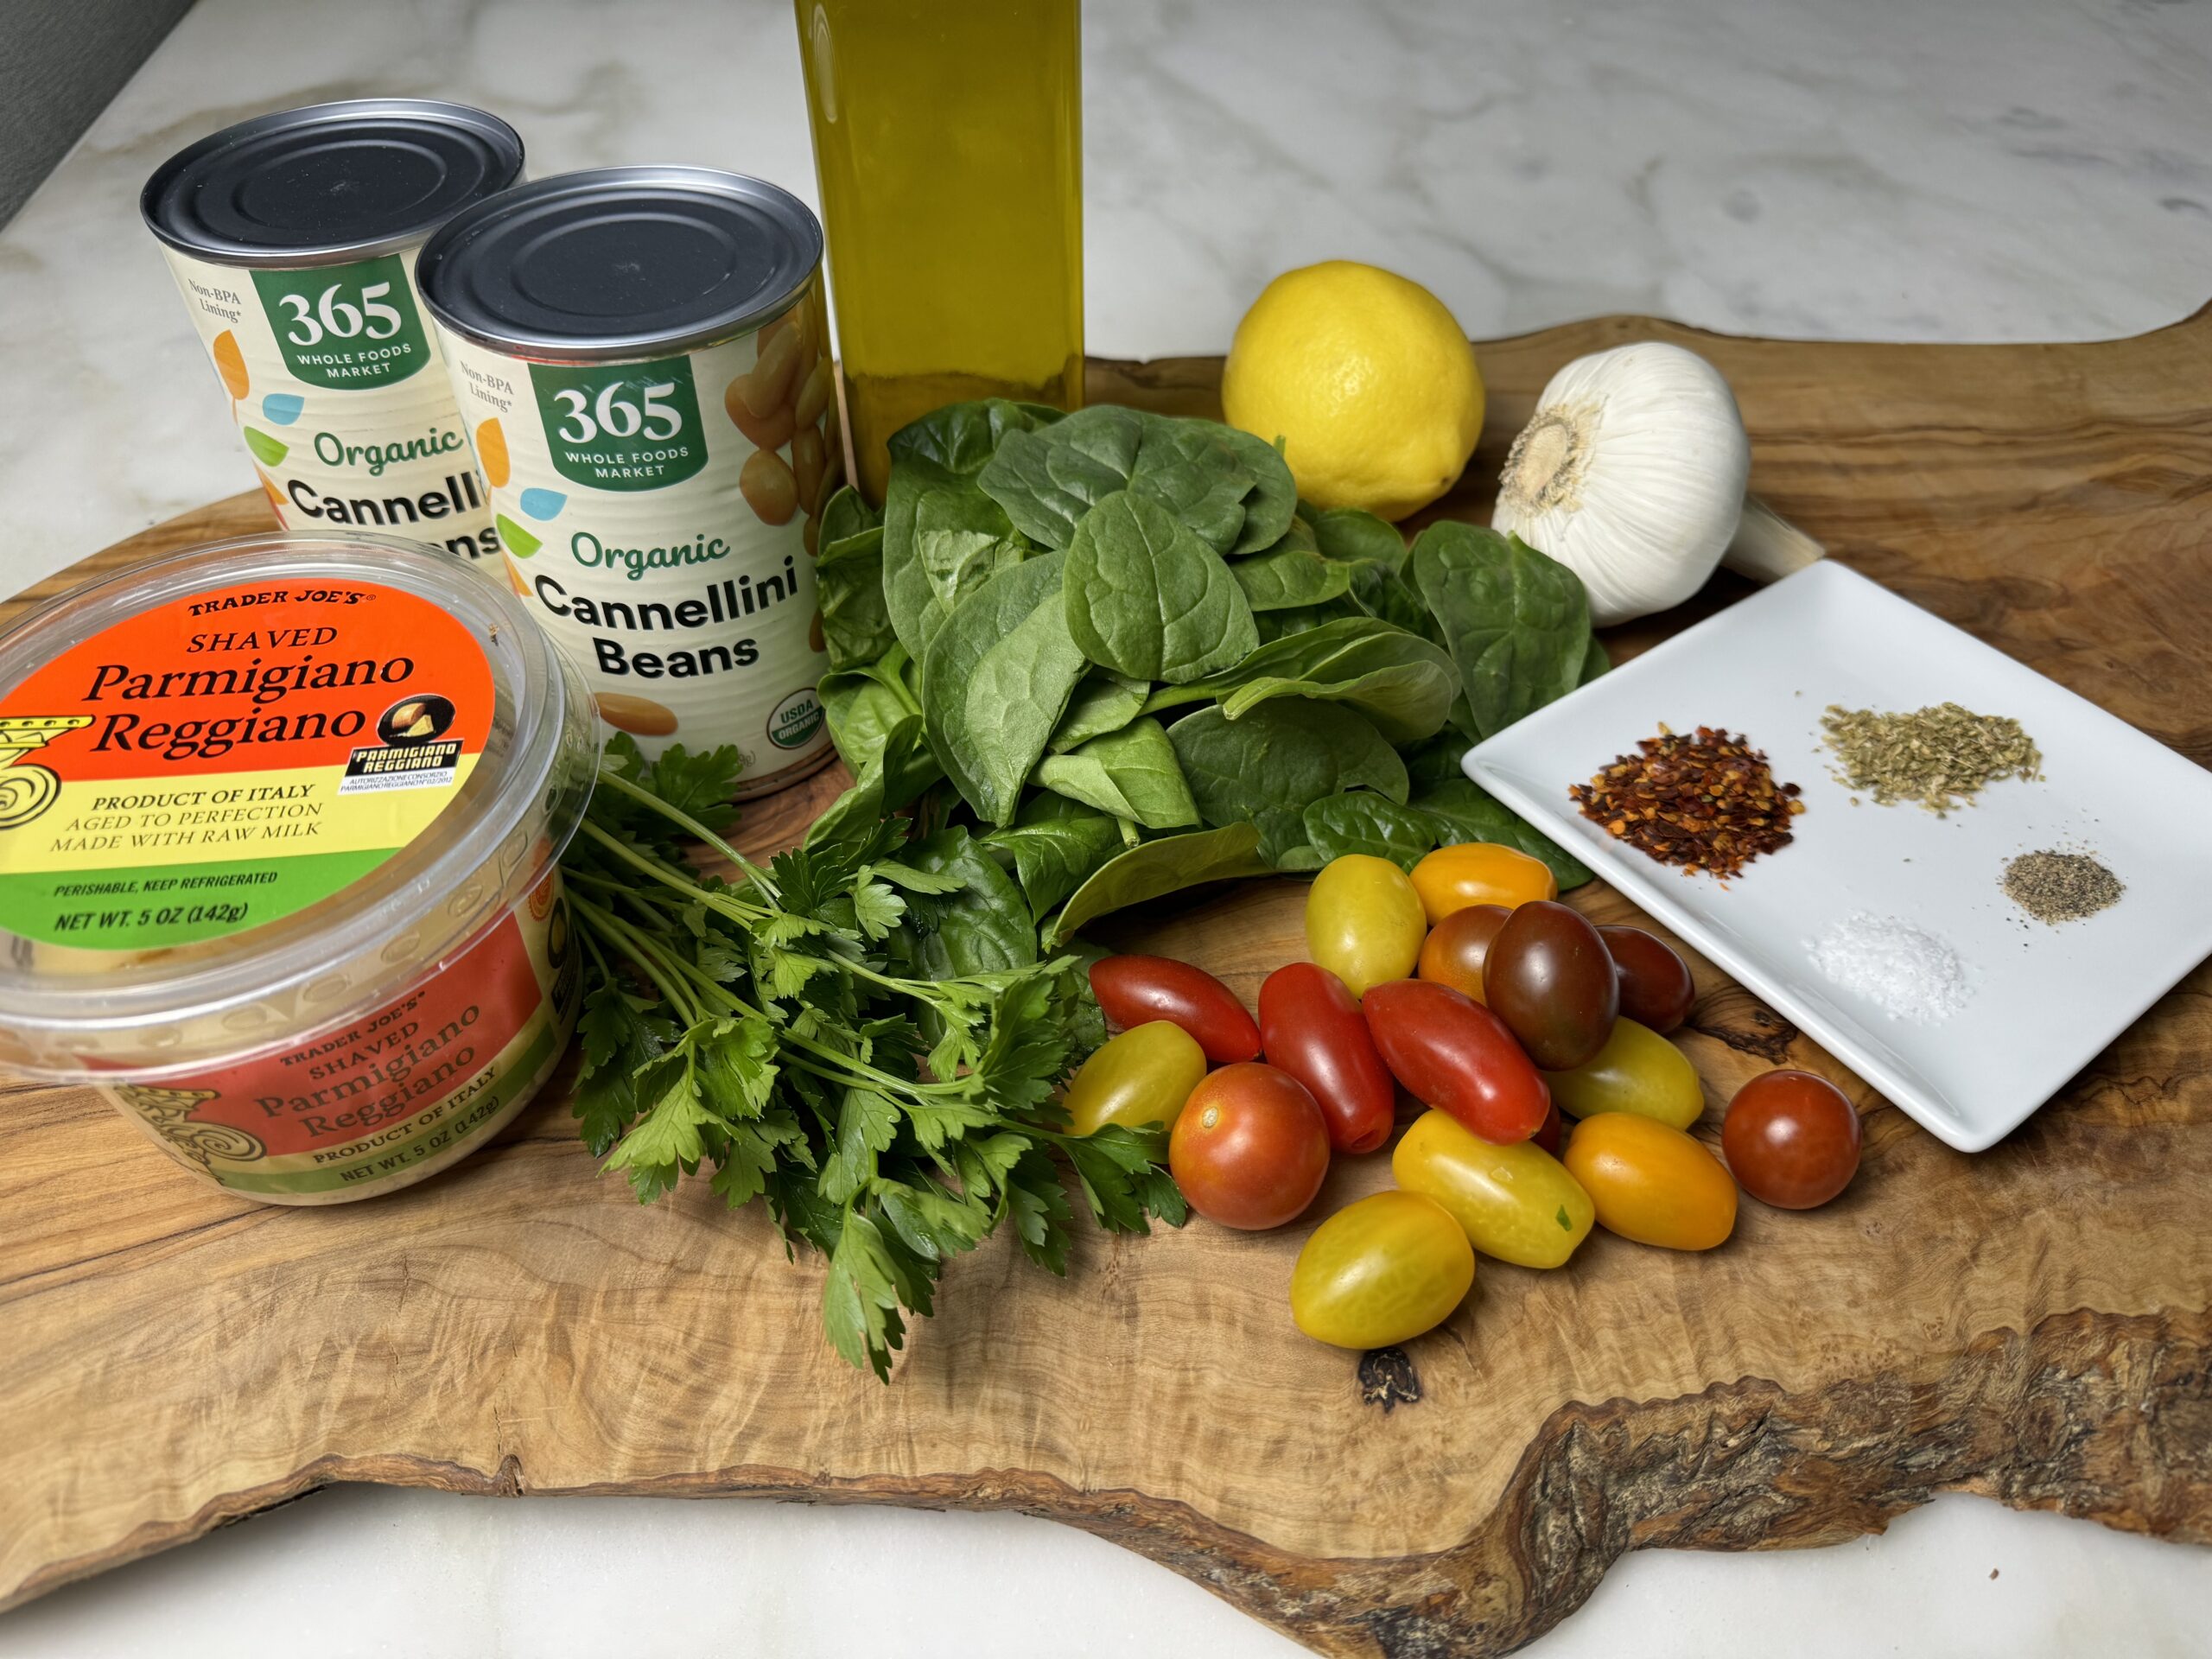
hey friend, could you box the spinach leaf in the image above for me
[817,484,883,552]
[1400,730,1471,791]
[1033,716,1198,830]
[888,397,1062,474]
[1145,615,1457,747]
[1217,427,1299,556]
[1580,636,1611,684]
[1046,823,1271,947]
[1254,805,1320,869]
[1412,777,1594,891]
[904,825,1039,975]
[980,407,1265,555]
[880,400,1058,661]
[820,664,912,774]
[1310,505,1407,569]
[806,716,944,855]
[817,524,893,671]
[983,798,1124,924]
[1408,522,1592,741]
[920,550,1086,826]
[1254,596,1368,643]
[1303,791,1440,871]
[1166,702,1408,830]
[977,404,1144,548]
[1049,669,1150,753]
[1064,491,1257,684]
[1230,544,1354,612]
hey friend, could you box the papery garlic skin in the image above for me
[1492,342,1751,626]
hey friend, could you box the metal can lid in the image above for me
[142,99,524,268]
[416,166,823,361]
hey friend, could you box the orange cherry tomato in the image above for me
[1409,842,1557,925]
[1563,1112,1737,1250]
[1416,903,1510,1002]
[1168,1063,1331,1230]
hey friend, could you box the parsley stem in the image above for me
[571,893,702,1024]
[593,766,772,890]
[577,818,771,930]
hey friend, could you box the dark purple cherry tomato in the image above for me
[1599,925,1695,1034]
[1259,963,1396,1154]
[1484,899,1618,1071]
[1722,1069,1862,1209]
[1090,954,1260,1064]
[1362,978,1549,1144]
[1533,1098,1564,1158]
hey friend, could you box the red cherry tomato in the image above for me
[1361,978,1549,1144]
[1259,963,1396,1154]
[1600,925,1696,1034]
[1533,1098,1564,1157]
[1416,904,1510,1003]
[1721,1069,1862,1209]
[1484,899,1618,1071]
[1169,1063,1332,1230]
[1090,954,1260,1064]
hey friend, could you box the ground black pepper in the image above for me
[2002,849,2123,925]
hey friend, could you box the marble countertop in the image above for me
[3,1,2210,1655]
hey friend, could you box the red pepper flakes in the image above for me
[1570,725,1805,879]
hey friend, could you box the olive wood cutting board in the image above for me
[4,310,2211,1656]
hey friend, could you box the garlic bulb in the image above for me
[1491,342,1751,626]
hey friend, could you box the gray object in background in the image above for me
[0,0,195,229]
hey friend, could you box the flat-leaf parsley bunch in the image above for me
[563,737,1184,1378]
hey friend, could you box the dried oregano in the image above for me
[1819,702,2041,815]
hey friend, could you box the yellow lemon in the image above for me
[1222,261,1483,521]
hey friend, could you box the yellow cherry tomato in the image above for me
[1063,1020,1207,1136]
[1289,1191,1474,1349]
[1391,1109,1593,1268]
[1409,841,1557,925]
[1542,1017,1706,1130]
[1306,854,1427,997]
[1562,1112,1738,1250]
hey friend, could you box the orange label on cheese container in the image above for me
[0,577,493,949]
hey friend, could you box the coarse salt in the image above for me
[1808,913,1972,1024]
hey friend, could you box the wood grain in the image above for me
[5,310,2212,1656]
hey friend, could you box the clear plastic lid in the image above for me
[0,532,595,1077]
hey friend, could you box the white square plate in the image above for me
[1465,559,2212,1151]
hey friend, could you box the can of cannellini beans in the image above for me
[0,532,596,1204]
[416,167,836,797]
[143,100,524,576]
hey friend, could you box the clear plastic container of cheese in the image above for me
[0,531,597,1202]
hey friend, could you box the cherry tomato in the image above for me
[1484,899,1618,1071]
[1415,903,1510,1002]
[1306,855,1427,997]
[1542,1017,1705,1130]
[1409,841,1557,924]
[1090,954,1259,1063]
[1362,978,1549,1143]
[1259,963,1396,1154]
[1393,1109,1593,1268]
[1600,925,1695,1034]
[1563,1113,1737,1250]
[1533,1099,1563,1157]
[1289,1191,1474,1349]
[1169,1063,1331,1230]
[1063,1020,1207,1136]
[1722,1069,1862,1209]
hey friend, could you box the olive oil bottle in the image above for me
[795,0,1083,500]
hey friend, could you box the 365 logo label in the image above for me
[528,357,708,491]
[251,254,431,390]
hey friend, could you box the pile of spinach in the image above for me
[813,400,1604,952]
